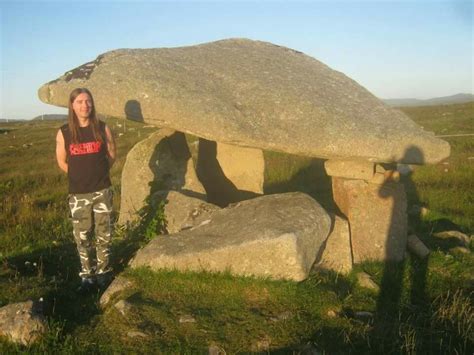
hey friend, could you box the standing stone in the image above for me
[0,300,46,346]
[118,129,206,225]
[130,192,331,281]
[216,142,265,194]
[332,177,408,263]
[316,216,352,274]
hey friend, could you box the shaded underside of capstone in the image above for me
[38,38,449,164]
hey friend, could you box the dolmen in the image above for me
[39,38,449,279]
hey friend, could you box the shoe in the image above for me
[76,277,97,295]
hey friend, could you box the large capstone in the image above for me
[130,192,331,281]
[38,38,449,164]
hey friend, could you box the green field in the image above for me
[0,103,472,353]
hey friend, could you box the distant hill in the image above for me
[31,114,68,121]
[383,93,474,107]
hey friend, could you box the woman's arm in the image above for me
[105,124,116,168]
[55,129,68,173]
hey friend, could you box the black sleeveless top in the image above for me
[61,121,111,194]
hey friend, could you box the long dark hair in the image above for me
[67,88,103,144]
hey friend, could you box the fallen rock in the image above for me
[130,192,331,281]
[0,300,46,346]
[39,38,449,164]
[118,129,206,225]
[162,191,219,234]
[316,215,352,274]
[100,276,134,308]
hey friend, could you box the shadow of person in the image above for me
[372,145,427,350]
[124,100,144,122]
[401,148,430,309]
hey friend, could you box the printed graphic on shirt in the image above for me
[69,141,102,156]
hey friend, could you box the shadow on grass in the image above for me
[3,243,103,334]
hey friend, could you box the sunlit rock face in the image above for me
[38,38,449,164]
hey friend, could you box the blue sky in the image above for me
[1,0,473,120]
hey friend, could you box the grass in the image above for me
[0,103,473,353]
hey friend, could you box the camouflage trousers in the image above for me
[68,187,113,279]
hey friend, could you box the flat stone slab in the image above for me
[130,192,331,281]
[38,38,449,164]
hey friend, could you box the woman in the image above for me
[56,88,116,293]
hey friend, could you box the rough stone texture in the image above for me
[38,38,449,165]
[130,192,331,281]
[333,177,408,263]
[216,142,265,194]
[356,272,380,291]
[163,191,219,234]
[316,216,353,274]
[324,159,375,180]
[118,129,206,225]
[100,276,134,308]
[0,300,46,345]
[433,230,470,248]
[407,234,430,259]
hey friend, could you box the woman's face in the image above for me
[72,93,92,120]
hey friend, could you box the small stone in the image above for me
[208,344,226,355]
[433,230,470,248]
[356,272,380,291]
[407,234,430,259]
[449,246,470,254]
[270,310,294,322]
[251,335,271,352]
[114,300,132,316]
[179,314,196,323]
[0,300,47,346]
[127,330,148,338]
[100,276,134,308]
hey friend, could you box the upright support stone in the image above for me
[216,142,265,195]
[331,175,408,263]
[118,129,206,225]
